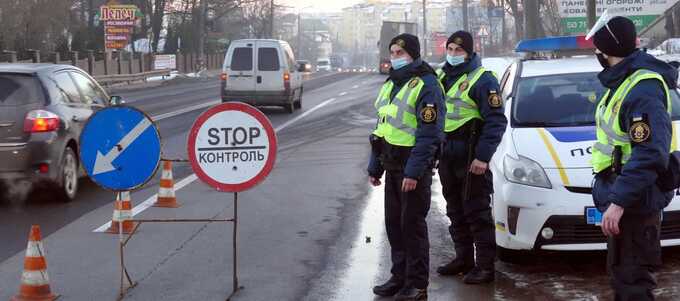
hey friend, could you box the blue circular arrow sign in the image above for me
[79,106,161,191]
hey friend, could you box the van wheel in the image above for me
[294,88,303,109]
[284,102,295,114]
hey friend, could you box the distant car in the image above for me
[221,39,305,113]
[316,59,331,72]
[296,60,312,72]
[0,64,116,201]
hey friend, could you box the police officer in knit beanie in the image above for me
[592,16,637,58]
[447,31,474,55]
[389,33,421,60]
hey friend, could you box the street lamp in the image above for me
[297,6,314,59]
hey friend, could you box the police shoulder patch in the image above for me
[421,105,437,123]
[629,121,651,143]
[408,78,419,88]
[488,92,502,108]
[459,80,469,92]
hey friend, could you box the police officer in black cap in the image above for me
[368,33,445,300]
[587,11,678,300]
[434,31,506,284]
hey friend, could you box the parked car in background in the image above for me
[0,64,116,202]
[316,58,331,72]
[296,60,312,72]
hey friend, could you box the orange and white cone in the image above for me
[153,161,180,208]
[11,225,58,301]
[106,191,136,234]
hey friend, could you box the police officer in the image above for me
[367,33,445,300]
[587,13,677,300]
[434,31,507,284]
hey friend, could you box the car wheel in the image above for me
[59,147,79,202]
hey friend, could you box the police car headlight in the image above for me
[503,155,552,189]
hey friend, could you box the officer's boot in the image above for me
[372,276,404,297]
[394,287,427,301]
[463,266,495,284]
[437,246,474,276]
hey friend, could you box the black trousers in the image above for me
[607,211,662,301]
[384,169,432,289]
[438,152,496,270]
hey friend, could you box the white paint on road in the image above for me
[152,101,220,121]
[339,92,348,96]
[351,85,359,89]
[94,96,340,232]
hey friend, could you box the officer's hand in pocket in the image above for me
[402,178,418,192]
[369,176,382,187]
[469,159,488,175]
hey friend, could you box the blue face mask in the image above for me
[446,54,466,66]
[390,57,410,70]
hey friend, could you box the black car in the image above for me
[0,64,116,202]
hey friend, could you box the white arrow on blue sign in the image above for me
[79,106,161,191]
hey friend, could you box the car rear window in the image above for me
[0,74,43,106]
[318,60,329,66]
[258,48,280,71]
[231,47,253,71]
[513,72,680,127]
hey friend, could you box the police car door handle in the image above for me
[257,76,262,83]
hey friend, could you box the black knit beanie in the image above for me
[389,33,421,60]
[593,16,637,57]
[447,31,474,55]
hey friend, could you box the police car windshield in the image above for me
[513,72,680,127]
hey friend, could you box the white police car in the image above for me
[491,36,680,260]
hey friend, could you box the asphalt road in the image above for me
[3,71,680,300]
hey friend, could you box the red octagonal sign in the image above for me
[188,102,277,192]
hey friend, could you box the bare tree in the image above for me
[505,0,523,44]
[540,0,562,36]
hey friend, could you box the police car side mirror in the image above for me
[109,95,125,105]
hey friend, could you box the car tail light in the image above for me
[283,72,291,91]
[24,110,60,133]
[38,163,49,174]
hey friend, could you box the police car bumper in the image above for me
[494,171,680,251]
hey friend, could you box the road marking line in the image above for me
[93,97,339,232]
[152,101,220,121]
[339,92,348,96]
[352,85,358,89]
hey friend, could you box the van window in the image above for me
[258,48,280,71]
[231,47,253,71]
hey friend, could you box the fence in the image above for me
[0,50,226,77]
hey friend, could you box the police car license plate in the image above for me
[585,207,603,225]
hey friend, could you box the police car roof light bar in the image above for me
[515,36,595,53]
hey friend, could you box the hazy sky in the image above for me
[278,0,364,12]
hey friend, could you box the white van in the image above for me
[221,39,304,113]
[316,58,331,72]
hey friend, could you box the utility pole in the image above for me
[270,0,275,38]
[297,13,302,58]
[586,0,597,28]
[197,0,207,70]
[422,0,427,59]
[463,0,469,31]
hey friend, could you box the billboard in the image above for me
[99,3,140,50]
[557,0,676,34]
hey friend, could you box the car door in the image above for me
[226,43,256,92]
[69,71,108,112]
[52,71,90,138]
[283,44,302,90]
[255,41,284,93]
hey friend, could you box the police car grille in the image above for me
[537,211,680,246]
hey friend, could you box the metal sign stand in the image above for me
[114,191,242,301]
[227,192,243,301]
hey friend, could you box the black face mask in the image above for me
[596,53,609,69]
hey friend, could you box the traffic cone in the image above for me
[153,160,180,208]
[11,225,59,301]
[106,191,136,234]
